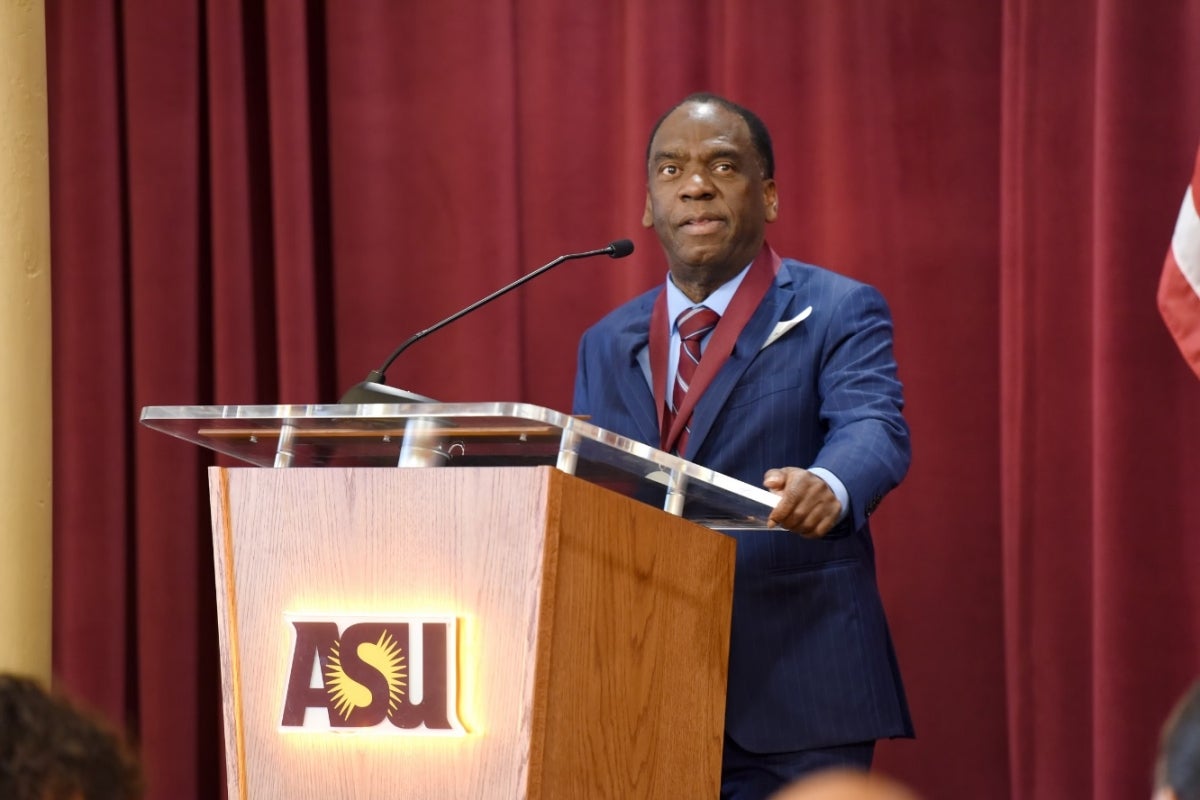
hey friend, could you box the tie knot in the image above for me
[677,306,720,342]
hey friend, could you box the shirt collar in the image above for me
[664,262,753,333]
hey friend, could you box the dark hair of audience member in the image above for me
[0,673,142,800]
[1157,679,1200,800]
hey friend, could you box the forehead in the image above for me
[650,101,753,155]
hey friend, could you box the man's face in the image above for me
[643,101,777,284]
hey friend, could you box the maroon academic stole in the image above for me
[650,242,782,454]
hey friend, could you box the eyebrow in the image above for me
[650,146,744,165]
[650,148,685,164]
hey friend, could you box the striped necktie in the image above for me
[669,305,720,454]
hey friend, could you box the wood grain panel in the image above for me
[209,466,734,799]
[534,471,735,798]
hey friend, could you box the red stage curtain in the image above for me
[44,2,1200,798]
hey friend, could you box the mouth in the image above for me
[678,215,726,235]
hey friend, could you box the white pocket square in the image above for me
[760,306,813,351]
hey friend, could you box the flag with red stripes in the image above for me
[1159,143,1200,379]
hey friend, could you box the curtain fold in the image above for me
[45,2,1200,799]
[1000,2,1200,798]
[1000,3,1099,797]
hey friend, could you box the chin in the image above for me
[684,250,735,272]
[672,238,727,263]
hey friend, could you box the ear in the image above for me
[764,179,779,223]
[642,191,654,228]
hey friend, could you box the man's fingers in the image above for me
[764,467,838,537]
[763,468,789,490]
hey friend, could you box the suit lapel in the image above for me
[683,273,797,460]
[611,293,660,446]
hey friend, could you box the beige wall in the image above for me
[0,0,52,679]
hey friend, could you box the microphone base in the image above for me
[338,381,439,405]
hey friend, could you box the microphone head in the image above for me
[607,239,635,259]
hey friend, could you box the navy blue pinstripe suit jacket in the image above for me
[572,255,914,752]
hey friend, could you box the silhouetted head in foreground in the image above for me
[0,673,142,800]
[770,767,923,800]
[1156,679,1200,800]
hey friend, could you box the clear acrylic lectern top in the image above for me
[139,402,779,528]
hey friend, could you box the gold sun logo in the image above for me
[324,629,407,721]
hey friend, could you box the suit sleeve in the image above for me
[809,282,910,532]
[572,329,593,417]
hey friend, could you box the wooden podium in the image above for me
[142,403,779,799]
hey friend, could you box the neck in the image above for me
[666,241,767,303]
[668,264,741,304]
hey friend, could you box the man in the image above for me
[573,93,913,798]
[1154,678,1200,800]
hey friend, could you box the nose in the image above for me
[679,167,715,200]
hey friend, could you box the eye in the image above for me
[659,164,679,177]
[712,162,735,173]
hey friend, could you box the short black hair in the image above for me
[1157,679,1200,800]
[0,674,143,800]
[645,92,775,179]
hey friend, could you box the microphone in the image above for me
[339,239,635,403]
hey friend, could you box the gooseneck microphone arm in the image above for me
[364,238,635,387]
